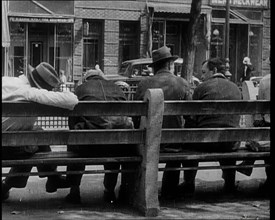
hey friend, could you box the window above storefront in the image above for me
[9,1,74,16]
[212,9,263,25]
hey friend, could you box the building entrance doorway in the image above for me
[31,41,43,67]
[28,23,54,68]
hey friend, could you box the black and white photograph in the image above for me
[2,0,270,219]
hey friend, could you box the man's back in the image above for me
[193,76,242,128]
[134,70,192,129]
[75,77,126,101]
[69,77,131,130]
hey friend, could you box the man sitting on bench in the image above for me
[2,62,78,201]
[177,58,242,195]
[65,69,134,204]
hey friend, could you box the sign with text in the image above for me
[210,0,269,8]
[9,17,74,23]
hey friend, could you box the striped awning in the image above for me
[2,1,10,47]
[147,2,212,14]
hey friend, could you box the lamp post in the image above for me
[224,0,232,80]
[213,29,220,58]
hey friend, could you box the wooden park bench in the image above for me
[2,89,164,217]
[157,100,270,175]
[2,89,270,217]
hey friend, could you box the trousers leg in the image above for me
[220,160,236,187]
[264,158,271,184]
[104,163,120,192]
[4,166,32,188]
[183,160,199,184]
[36,145,58,178]
[66,164,85,187]
[66,145,85,186]
[161,162,181,194]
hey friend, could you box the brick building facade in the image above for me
[4,0,270,84]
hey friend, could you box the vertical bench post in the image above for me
[132,88,164,217]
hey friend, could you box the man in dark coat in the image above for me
[133,46,193,199]
[65,69,134,204]
[177,58,242,195]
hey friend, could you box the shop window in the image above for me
[13,46,24,77]
[119,21,139,65]
[236,10,262,21]
[10,22,26,76]
[10,22,25,35]
[166,21,181,56]
[83,20,103,73]
[249,25,262,75]
[56,23,73,82]
[152,21,164,50]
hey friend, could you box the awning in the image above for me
[147,2,212,14]
[2,1,10,47]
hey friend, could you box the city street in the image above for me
[2,163,270,220]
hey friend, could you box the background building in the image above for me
[3,0,270,84]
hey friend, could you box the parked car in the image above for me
[118,57,184,78]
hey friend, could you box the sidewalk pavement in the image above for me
[2,165,270,220]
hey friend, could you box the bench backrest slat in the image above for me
[164,100,270,115]
[2,100,269,117]
[2,101,147,117]
[2,129,144,146]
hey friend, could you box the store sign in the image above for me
[210,0,269,8]
[10,17,74,23]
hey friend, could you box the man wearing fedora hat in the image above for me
[133,45,193,199]
[2,62,78,201]
[65,69,134,204]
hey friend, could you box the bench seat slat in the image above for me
[2,153,142,166]
[159,150,270,162]
[161,127,270,143]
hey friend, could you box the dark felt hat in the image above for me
[149,46,178,67]
[27,62,61,91]
[83,69,107,81]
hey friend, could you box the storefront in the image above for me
[209,0,270,84]
[74,1,212,80]
[7,1,75,82]
[146,2,212,76]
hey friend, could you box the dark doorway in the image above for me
[31,41,43,67]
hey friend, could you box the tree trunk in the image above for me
[181,0,202,83]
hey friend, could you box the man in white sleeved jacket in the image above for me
[2,62,79,201]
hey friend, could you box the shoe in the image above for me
[46,175,70,193]
[103,190,117,204]
[177,182,195,197]
[65,192,81,204]
[2,181,10,201]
